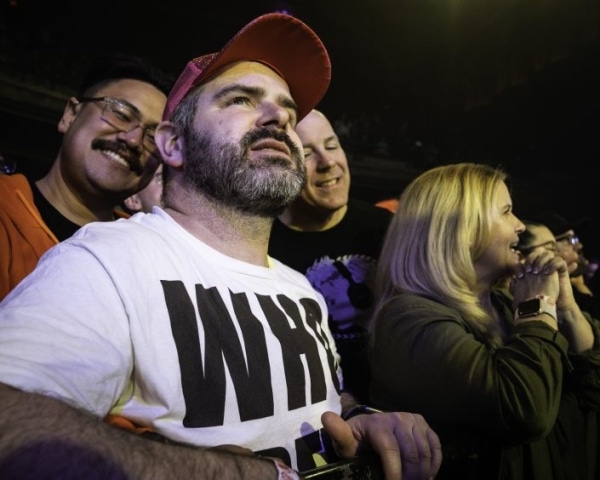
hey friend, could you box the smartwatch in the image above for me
[515,295,557,322]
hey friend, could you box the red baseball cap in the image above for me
[163,13,331,122]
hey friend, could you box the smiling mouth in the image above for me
[317,178,339,188]
[102,149,128,168]
[101,149,143,174]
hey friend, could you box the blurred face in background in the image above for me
[523,224,557,257]
[123,163,163,213]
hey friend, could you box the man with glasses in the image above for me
[525,212,599,319]
[516,221,558,257]
[530,212,587,274]
[0,53,173,300]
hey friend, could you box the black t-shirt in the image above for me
[268,199,392,402]
[269,199,391,273]
[32,182,81,241]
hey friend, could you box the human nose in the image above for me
[515,217,526,234]
[258,101,294,129]
[314,149,335,170]
[117,125,146,150]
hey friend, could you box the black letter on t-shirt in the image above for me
[161,281,272,427]
[257,294,336,410]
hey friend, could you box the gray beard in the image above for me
[181,126,305,218]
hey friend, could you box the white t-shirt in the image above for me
[0,208,343,471]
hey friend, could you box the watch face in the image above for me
[517,298,541,316]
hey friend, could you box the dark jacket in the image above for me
[369,289,600,480]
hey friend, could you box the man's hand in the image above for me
[321,410,442,480]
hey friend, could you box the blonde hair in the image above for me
[371,163,507,344]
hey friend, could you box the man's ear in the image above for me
[57,97,80,133]
[155,122,184,168]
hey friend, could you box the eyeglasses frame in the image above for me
[555,233,580,246]
[519,240,557,256]
[77,96,158,152]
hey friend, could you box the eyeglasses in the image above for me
[556,233,580,246]
[78,96,157,153]
[519,240,557,256]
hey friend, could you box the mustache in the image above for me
[241,128,302,161]
[91,139,143,175]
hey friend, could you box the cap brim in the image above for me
[164,13,331,121]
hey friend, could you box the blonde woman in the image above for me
[369,163,600,479]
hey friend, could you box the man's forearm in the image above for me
[0,383,278,480]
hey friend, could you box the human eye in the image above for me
[228,96,252,107]
[287,108,298,128]
[325,141,339,151]
[145,128,156,145]
[303,147,314,159]
[503,204,515,216]
[107,100,135,123]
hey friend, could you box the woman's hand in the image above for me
[511,250,560,306]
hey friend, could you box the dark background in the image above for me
[1,0,599,256]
